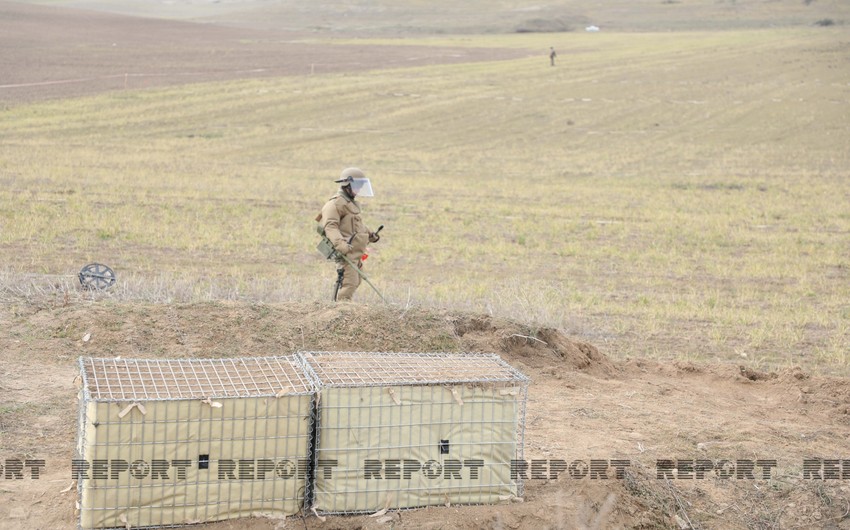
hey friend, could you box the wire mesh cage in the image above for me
[299,351,529,514]
[75,356,317,529]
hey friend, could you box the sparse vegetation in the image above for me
[2,28,848,375]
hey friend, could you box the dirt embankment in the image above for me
[1,299,848,529]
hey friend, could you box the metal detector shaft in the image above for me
[337,251,387,304]
[317,224,387,303]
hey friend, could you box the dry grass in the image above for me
[2,28,849,374]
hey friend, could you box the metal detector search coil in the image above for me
[78,263,116,290]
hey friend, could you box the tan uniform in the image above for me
[320,190,372,301]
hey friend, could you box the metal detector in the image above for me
[318,225,386,303]
[78,263,116,290]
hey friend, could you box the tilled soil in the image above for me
[0,1,531,106]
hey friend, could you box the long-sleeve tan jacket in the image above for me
[318,190,371,260]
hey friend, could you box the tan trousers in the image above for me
[336,259,362,301]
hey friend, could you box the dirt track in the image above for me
[0,1,530,106]
[1,299,848,529]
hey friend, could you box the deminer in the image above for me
[316,167,381,301]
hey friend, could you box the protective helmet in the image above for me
[335,167,365,183]
[334,167,373,197]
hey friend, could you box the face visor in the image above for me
[348,177,373,197]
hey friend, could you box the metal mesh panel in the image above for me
[75,356,317,529]
[300,351,529,387]
[80,356,315,401]
[299,351,529,515]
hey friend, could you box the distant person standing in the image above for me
[549,47,557,66]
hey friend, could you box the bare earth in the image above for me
[1,299,848,529]
[0,1,530,106]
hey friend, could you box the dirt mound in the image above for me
[446,313,616,376]
[6,299,614,376]
[1,299,849,529]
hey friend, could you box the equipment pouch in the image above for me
[317,237,337,260]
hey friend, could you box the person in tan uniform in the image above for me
[318,167,380,301]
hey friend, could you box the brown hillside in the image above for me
[0,1,530,106]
